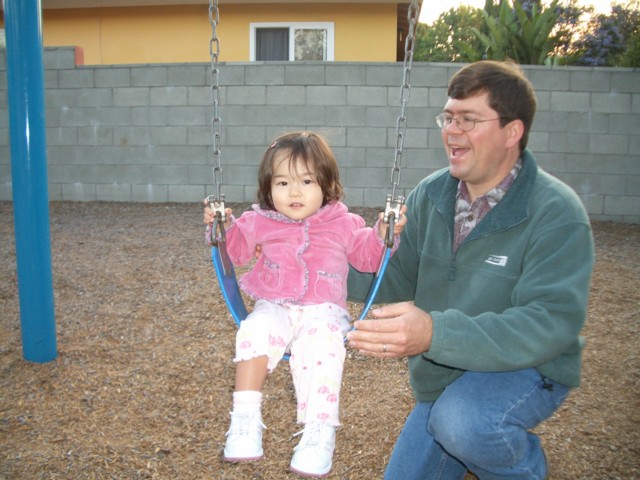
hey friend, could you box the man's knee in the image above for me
[428,394,490,461]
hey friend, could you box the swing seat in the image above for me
[211,240,248,327]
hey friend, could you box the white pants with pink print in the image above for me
[234,299,351,427]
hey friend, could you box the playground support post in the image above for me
[5,0,57,362]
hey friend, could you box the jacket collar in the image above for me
[431,149,538,239]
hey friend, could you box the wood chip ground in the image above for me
[1,202,638,479]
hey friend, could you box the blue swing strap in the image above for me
[356,193,404,320]
[208,198,248,326]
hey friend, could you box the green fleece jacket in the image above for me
[348,150,595,402]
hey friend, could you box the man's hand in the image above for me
[346,302,433,358]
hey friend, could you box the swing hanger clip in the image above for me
[206,194,227,245]
[383,193,405,248]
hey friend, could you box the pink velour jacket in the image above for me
[220,201,398,308]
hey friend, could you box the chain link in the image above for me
[208,0,223,202]
[390,0,420,202]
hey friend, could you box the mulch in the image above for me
[0,201,638,479]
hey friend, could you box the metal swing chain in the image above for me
[384,0,420,245]
[207,0,227,229]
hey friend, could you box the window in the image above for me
[250,23,335,61]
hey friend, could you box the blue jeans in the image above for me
[384,368,569,480]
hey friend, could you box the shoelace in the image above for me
[292,423,328,449]
[226,411,266,437]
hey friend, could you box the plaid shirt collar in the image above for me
[453,157,523,252]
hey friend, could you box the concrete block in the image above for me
[570,70,610,92]
[246,65,286,85]
[410,65,449,88]
[528,67,571,91]
[114,87,150,107]
[225,125,267,147]
[44,47,77,70]
[626,174,640,196]
[168,65,207,86]
[113,165,152,183]
[592,92,631,113]
[562,173,627,196]
[343,187,364,207]
[113,126,150,146]
[549,132,590,154]
[188,85,212,106]
[400,86,430,108]
[97,182,132,201]
[95,67,131,87]
[150,126,187,145]
[609,114,640,135]
[150,86,188,106]
[97,107,132,126]
[306,86,346,105]
[578,192,604,215]
[567,112,609,134]
[59,69,94,89]
[266,86,306,105]
[347,127,387,148]
[342,165,387,187]
[549,92,591,112]
[226,86,266,106]
[132,107,169,126]
[219,63,246,86]
[604,194,640,216]
[285,65,325,85]
[324,106,367,127]
[187,125,212,146]
[132,183,169,202]
[535,91,552,112]
[527,131,549,153]
[632,93,640,114]
[167,106,207,126]
[77,88,113,107]
[0,182,11,201]
[150,164,190,184]
[429,87,448,108]
[347,86,387,106]
[132,66,168,86]
[61,182,97,201]
[366,65,403,86]
[169,184,206,202]
[325,64,366,85]
[79,125,113,146]
[611,70,640,93]
[46,89,79,108]
[45,69,58,89]
[589,134,629,155]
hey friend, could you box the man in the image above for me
[346,60,595,479]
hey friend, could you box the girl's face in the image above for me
[271,151,324,221]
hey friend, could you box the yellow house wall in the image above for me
[40,3,397,65]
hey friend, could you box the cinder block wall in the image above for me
[1,47,638,223]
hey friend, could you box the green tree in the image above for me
[570,1,640,66]
[473,0,564,64]
[413,6,485,62]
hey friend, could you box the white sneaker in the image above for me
[223,411,266,462]
[289,423,336,478]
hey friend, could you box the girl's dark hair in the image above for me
[257,131,344,210]
[448,60,537,152]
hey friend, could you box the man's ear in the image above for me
[505,119,525,149]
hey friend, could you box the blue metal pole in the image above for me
[5,0,57,362]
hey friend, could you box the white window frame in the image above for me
[249,22,335,61]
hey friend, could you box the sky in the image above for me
[418,0,616,23]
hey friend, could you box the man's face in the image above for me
[440,92,522,200]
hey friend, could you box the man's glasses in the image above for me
[435,113,505,132]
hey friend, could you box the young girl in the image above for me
[204,131,406,478]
